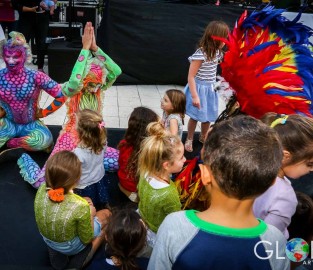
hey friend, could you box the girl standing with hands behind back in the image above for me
[185,21,229,152]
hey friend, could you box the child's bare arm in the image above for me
[169,118,179,136]
[187,60,202,109]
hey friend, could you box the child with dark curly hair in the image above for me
[117,107,159,203]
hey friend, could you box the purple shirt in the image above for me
[253,176,297,238]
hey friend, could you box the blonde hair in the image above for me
[76,109,107,154]
[45,151,82,194]
[199,20,229,61]
[138,122,182,177]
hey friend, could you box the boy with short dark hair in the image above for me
[148,115,290,270]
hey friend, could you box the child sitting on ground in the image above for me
[161,89,186,139]
[73,109,109,210]
[86,208,149,270]
[148,115,289,270]
[138,122,185,247]
[34,150,110,269]
[254,113,313,238]
[118,107,159,203]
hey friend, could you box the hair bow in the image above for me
[99,121,105,129]
[47,187,65,202]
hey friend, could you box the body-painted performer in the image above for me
[0,31,65,151]
[18,22,122,188]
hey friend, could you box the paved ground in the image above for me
[30,60,226,131]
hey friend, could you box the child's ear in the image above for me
[199,164,213,186]
[163,161,170,172]
[282,150,291,165]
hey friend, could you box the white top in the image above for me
[162,112,183,139]
[73,147,105,189]
[188,48,222,82]
[146,175,169,189]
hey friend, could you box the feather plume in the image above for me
[220,5,313,118]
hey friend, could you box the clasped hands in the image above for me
[82,22,98,52]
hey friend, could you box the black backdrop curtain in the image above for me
[98,0,244,85]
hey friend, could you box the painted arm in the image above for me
[61,49,91,97]
[40,91,66,117]
[91,47,122,90]
[37,72,66,117]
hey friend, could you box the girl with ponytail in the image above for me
[34,150,110,268]
[137,122,185,248]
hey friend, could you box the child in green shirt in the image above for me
[138,122,185,247]
[34,150,110,268]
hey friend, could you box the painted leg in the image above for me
[17,153,42,187]
[103,146,119,172]
[18,130,79,188]
[0,118,17,149]
[7,120,53,151]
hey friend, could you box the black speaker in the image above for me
[48,22,83,39]
[66,5,98,29]
[48,41,81,82]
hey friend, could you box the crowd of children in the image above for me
[2,12,313,270]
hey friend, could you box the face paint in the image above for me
[86,82,102,93]
[3,47,26,72]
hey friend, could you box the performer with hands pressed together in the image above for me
[18,22,122,188]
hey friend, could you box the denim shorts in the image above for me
[42,217,102,256]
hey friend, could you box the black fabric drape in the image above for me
[98,0,244,85]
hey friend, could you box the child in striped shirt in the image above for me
[184,21,229,152]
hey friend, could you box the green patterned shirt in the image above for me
[34,184,93,244]
[138,176,181,233]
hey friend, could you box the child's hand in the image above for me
[192,96,200,109]
[82,22,93,50]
